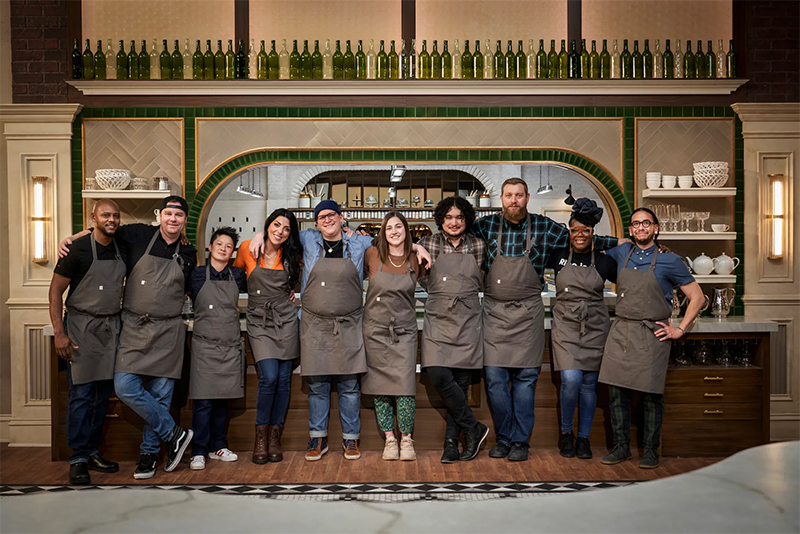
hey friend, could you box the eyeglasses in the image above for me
[316,213,339,222]
[569,228,592,236]
[630,220,654,228]
[444,214,465,222]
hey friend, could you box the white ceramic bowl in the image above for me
[95,169,131,190]
[646,178,661,189]
[661,175,677,189]
[678,176,694,188]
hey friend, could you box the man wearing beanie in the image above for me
[59,195,197,479]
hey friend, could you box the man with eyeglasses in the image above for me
[471,178,623,462]
[599,207,704,469]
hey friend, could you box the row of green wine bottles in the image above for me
[72,36,737,81]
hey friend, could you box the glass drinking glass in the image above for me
[715,339,734,367]
[669,204,681,232]
[674,340,692,366]
[735,339,754,367]
[681,211,695,232]
[655,204,668,230]
[693,339,712,365]
[695,211,710,232]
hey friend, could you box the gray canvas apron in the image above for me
[189,265,245,399]
[482,216,544,369]
[116,231,187,379]
[246,254,300,363]
[551,249,611,372]
[599,247,673,394]
[300,243,367,376]
[421,246,483,370]
[361,258,418,396]
[64,233,126,385]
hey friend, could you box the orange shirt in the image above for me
[233,239,284,277]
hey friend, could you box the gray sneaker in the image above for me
[601,442,632,465]
[639,447,660,469]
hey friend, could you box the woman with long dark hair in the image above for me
[362,211,422,461]
[233,209,303,464]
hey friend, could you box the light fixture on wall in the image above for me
[390,164,406,183]
[31,176,50,264]
[767,173,785,259]
[537,165,553,195]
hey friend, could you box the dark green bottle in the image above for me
[536,39,547,79]
[235,40,247,79]
[332,40,344,79]
[127,40,138,80]
[300,40,312,80]
[620,39,632,79]
[706,40,716,79]
[82,39,95,80]
[160,40,172,80]
[558,40,569,79]
[419,40,431,79]
[355,40,366,79]
[726,40,737,78]
[600,39,611,79]
[114,40,126,80]
[494,40,505,79]
[684,40,695,79]
[203,40,213,80]
[400,39,408,79]
[311,40,323,79]
[256,40,267,80]
[388,40,399,79]
[94,40,106,79]
[662,39,674,79]
[224,40,235,79]
[580,39,589,78]
[212,40,224,79]
[696,41,707,78]
[289,40,301,80]
[72,38,82,79]
[441,40,452,79]
[172,40,183,80]
[461,40,473,79]
[567,40,579,79]
[138,40,149,80]
[631,40,643,79]
[516,40,526,79]
[643,39,653,78]
[192,40,203,80]
[376,40,388,79]
[547,40,558,79]
[504,40,515,79]
[344,40,355,79]
[268,40,280,79]
[431,40,441,79]
[473,40,483,79]
[588,40,600,79]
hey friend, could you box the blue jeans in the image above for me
[255,359,293,427]
[114,373,177,454]
[485,366,540,446]
[560,370,599,438]
[67,367,114,465]
[191,399,229,457]
[306,374,360,440]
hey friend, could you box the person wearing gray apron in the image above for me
[49,199,126,485]
[599,207,703,469]
[187,226,248,470]
[548,199,616,460]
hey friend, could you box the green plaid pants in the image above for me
[608,385,664,449]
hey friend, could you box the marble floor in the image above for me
[1,441,798,533]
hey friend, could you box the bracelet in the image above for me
[675,326,686,334]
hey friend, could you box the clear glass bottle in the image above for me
[409,38,417,79]
[610,39,620,79]
[366,39,376,79]
[149,38,160,80]
[526,39,536,79]
[400,39,408,79]
[484,39,494,79]
[278,39,289,79]
[673,39,683,79]
[105,39,116,79]
[716,39,726,78]
[452,39,461,79]
[248,38,256,79]
[183,38,192,79]
[322,39,333,79]
[653,39,662,79]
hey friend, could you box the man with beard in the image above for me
[471,178,622,461]
[599,207,703,469]
[49,199,126,485]
[418,196,488,463]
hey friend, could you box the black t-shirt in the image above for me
[190,264,248,303]
[324,243,344,259]
[546,248,618,284]
[53,233,127,299]
[114,223,197,290]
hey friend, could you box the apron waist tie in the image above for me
[193,331,241,348]
[388,317,398,344]
[567,301,590,336]
[448,296,472,310]
[259,301,284,339]
[641,319,661,332]
[133,313,151,326]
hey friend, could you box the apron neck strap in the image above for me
[649,247,659,270]
[591,248,596,267]
[496,214,532,257]
[144,230,160,255]
[206,262,234,281]
[90,232,98,261]
[623,244,658,270]
[567,246,593,266]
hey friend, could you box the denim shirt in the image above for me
[299,229,374,294]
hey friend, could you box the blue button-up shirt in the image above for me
[299,229,374,294]
[604,243,695,302]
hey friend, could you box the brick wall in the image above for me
[744,0,800,102]
[10,0,69,103]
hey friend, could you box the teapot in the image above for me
[685,252,717,276]
[672,287,710,318]
[713,253,740,275]
[710,287,736,318]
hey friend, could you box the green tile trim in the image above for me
[71,113,84,234]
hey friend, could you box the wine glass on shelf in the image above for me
[668,204,681,232]
[674,340,692,366]
[681,211,695,232]
[655,204,668,231]
[735,339,755,367]
[695,211,710,232]
[715,339,734,367]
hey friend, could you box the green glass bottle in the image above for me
[642,39,653,78]
[82,39,95,80]
[289,40,301,80]
[400,39,408,78]
[72,38,82,79]
[620,39,632,79]
[343,40,355,79]
[419,40,431,79]
[172,40,183,80]
[114,40,126,80]
[580,39,589,78]
[311,40,323,79]
[160,40,172,80]
[355,40,366,79]
[600,39,611,79]
[684,40,695,79]
[726,40,737,78]
[94,40,105,79]
[547,39,558,79]
[441,40,452,79]
[431,40,441,79]
[138,39,149,80]
[662,39,674,79]
[566,39,579,78]
[558,39,569,79]
[376,39,388,79]
[127,40,138,80]
[631,40,643,78]
[268,40,280,79]
[192,40,204,80]
[332,40,344,79]
[203,40,214,80]
[461,40,473,79]
[515,40,526,79]
[536,39,547,79]
[504,40,515,79]
[388,40,399,79]
[256,41,267,80]
[300,40,312,80]
[588,40,600,79]
[696,41,707,78]
[408,39,417,79]
[706,40,716,79]
[493,40,505,79]
[235,40,247,79]
[214,40,224,79]
[473,40,483,79]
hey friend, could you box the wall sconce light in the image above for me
[390,164,406,183]
[767,173,785,259]
[31,176,50,264]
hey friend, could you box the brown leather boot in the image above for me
[252,425,269,464]
[267,425,284,463]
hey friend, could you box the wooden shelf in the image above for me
[643,187,736,198]
[82,189,171,199]
[693,275,737,284]
[659,232,737,241]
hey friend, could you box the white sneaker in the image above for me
[189,455,205,470]
[382,436,399,461]
[400,435,417,461]
[208,448,239,462]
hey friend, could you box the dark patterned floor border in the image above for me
[0,481,638,501]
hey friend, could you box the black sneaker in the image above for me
[508,442,529,462]
[164,427,193,472]
[601,442,632,465]
[559,431,576,458]
[69,462,90,485]
[459,422,489,461]
[87,453,119,473]
[576,437,592,459]
[440,438,460,464]
[133,453,158,480]
[639,447,660,469]
[488,442,511,459]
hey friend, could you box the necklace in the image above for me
[322,238,342,253]
[388,254,406,268]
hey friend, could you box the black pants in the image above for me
[426,366,478,441]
